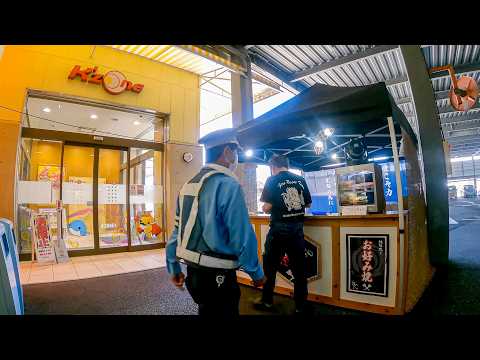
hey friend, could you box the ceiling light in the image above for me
[314,140,325,155]
[331,153,337,160]
[323,128,334,137]
[133,120,141,125]
[245,149,254,157]
[90,114,98,119]
[42,107,51,113]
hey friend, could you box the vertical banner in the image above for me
[33,214,56,264]
[346,234,389,297]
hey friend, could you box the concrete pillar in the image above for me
[399,45,449,266]
[231,57,257,213]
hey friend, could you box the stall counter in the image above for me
[237,212,433,315]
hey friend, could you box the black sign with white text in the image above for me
[346,234,389,297]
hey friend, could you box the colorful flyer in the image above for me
[33,214,56,264]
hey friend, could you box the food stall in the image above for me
[235,83,434,315]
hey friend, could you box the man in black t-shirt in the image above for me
[254,155,312,314]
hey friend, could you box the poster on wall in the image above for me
[37,165,63,190]
[278,234,321,284]
[32,214,56,263]
[346,234,389,297]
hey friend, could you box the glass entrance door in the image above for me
[62,145,95,251]
[98,148,129,249]
[61,144,129,253]
[16,132,165,259]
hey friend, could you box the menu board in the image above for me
[33,214,56,263]
[278,235,321,284]
[346,234,388,297]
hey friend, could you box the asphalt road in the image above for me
[410,196,480,315]
[449,197,480,266]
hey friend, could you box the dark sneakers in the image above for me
[252,297,274,312]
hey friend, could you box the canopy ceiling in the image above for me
[236,82,417,172]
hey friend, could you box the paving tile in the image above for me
[20,261,32,269]
[20,271,30,285]
[95,253,128,260]
[113,258,144,272]
[29,272,54,284]
[71,256,97,263]
[93,259,124,276]
[131,255,163,269]
[30,264,53,276]
[53,272,78,282]
[74,262,102,279]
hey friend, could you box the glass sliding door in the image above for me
[129,148,165,246]
[62,145,95,250]
[98,148,129,248]
[17,131,166,259]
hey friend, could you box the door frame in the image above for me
[18,90,168,260]
[19,133,166,259]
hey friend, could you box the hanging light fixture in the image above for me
[314,139,325,155]
[313,128,333,155]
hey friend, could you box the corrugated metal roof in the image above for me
[108,45,226,75]
[423,45,480,69]
[247,45,480,157]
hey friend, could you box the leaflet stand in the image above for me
[53,200,69,263]
[31,213,56,265]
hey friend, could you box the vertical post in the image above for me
[126,148,131,251]
[399,45,449,266]
[231,54,257,213]
[473,156,477,196]
[388,117,405,310]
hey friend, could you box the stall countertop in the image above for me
[249,211,406,220]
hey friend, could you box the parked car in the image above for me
[448,185,457,199]
[463,185,476,198]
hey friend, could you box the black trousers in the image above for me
[185,265,240,317]
[261,222,308,310]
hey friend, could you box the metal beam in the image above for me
[451,145,480,152]
[440,112,480,125]
[430,61,480,79]
[446,134,480,143]
[248,51,308,93]
[438,104,480,115]
[400,45,449,266]
[288,45,399,83]
[443,121,480,133]
[385,75,409,87]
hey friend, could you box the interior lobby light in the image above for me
[90,114,98,119]
[245,149,254,157]
[133,120,141,125]
[42,107,51,113]
[331,153,337,160]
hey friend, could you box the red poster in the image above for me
[34,215,56,263]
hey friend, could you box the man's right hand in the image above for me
[252,276,266,288]
[171,272,185,288]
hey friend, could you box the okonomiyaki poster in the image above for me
[346,234,389,297]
